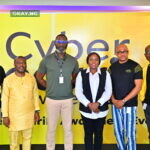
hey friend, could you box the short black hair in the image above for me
[14,56,26,63]
[145,45,150,51]
[55,34,68,40]
[86,52,101,65]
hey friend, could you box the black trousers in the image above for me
[81,115,106,150]
[144,104,150,139]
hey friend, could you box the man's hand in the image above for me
[34,112,40,122]
[112,99,124,109]
[3,117,10,128]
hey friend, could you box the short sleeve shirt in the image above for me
[37,53,79,100]
[109,59,143,106]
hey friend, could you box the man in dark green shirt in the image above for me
[36,34,79,150]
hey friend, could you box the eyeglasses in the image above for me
[145,51,150,54]
[55,40,68,44]
[116,50,128,54]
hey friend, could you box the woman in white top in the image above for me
[75,52,112,150]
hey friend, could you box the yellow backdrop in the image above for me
[0,12,150,144]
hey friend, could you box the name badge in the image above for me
[143,103,147,110]
[59,76,64,84]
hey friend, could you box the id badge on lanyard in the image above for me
[55,52,65,84]
[59,68,64,84]
[59,74,64,84]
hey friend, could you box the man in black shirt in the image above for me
[0,66,5,86]
[109,44,143,150]
[139,45,150,142]
[0,66,5,113]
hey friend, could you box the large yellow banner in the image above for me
[0,12,150,144]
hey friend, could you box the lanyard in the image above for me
[55,52,64,75]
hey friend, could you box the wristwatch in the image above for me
[122,99,127,104]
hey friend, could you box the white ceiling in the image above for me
[0,0,150,6]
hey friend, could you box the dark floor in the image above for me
[0,144,150,150]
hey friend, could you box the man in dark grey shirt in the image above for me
[36,34,79,150]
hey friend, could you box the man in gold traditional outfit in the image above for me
[2,56,40,150]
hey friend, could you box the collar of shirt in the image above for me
[86,67,101,75]
[86,67,100,103]
[55,51,67,61]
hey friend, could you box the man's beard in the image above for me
[56,48,66,53]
